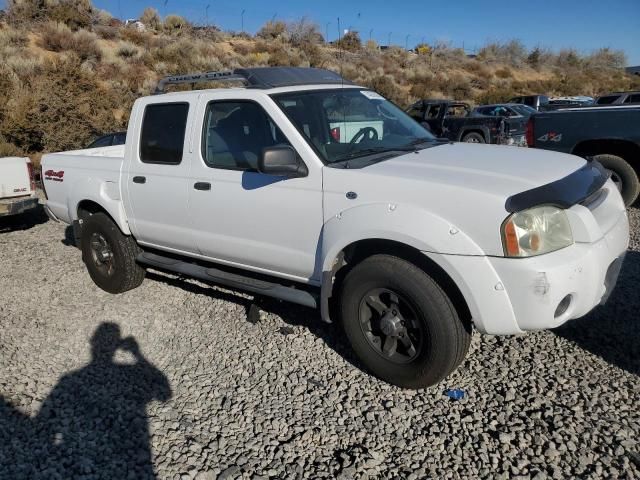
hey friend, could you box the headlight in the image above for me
[501,206,573,257]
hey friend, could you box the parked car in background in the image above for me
[509,94,589,111]
[509,94,551,111]
[549,96,594,107]
[407,99,527,146]
[527,105,640,205]
[0,157,39,218]
[87,131,127,149]
[42,67,629,388]
[594,91,640,106]
[471,103,537,119]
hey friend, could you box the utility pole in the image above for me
[205,4,210,26]
[337,17,341,41]
[369,29,373,42]
[325,22,331,43]
[387,32,392,46]
[405,34,410,51]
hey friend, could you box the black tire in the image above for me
[462,132,485,144]
[340,255,471,389]
[80,212,145,294]
[592,154,639,207]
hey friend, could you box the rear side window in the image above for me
[623,94,640,104]
[140,103,189,164]
[596,95,619,105]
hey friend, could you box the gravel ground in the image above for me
[0,204,639,480]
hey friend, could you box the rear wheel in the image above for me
[592,153,639,206]
[80,212,145,294]
[462,132,485,144]
[340,255,471,389]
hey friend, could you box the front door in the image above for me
[188,95,323,282]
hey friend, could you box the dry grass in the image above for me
[1,0,639,158]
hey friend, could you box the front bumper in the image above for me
[0,195,39,217]
[427,208,629,335]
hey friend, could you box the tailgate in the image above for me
[0,157,30,199]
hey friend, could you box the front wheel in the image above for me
[340,255,471,389]
[462,132,485,144]
[592,153,639,207]
[80,212,145,294]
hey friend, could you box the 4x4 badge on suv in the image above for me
[538,132,562,142]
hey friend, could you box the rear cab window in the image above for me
[140,103,189,164]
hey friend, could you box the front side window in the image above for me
[140,103,189,164]
[202,101,291,170]
[272,89,435,165]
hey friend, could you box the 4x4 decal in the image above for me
[537,132,563,142]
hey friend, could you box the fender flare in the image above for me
[318,202,484,322]
[68,177,130,235]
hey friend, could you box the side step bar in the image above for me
[137,252,318,309]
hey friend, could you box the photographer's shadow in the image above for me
[0,323,171,479]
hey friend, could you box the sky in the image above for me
[8,0,640,64]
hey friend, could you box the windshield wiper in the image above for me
[332,144,427,164]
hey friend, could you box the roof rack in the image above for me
[154,67,351,94]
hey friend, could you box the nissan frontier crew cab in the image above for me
[42,67,629,389]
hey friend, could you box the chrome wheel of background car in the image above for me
[358,288,423,364]
[465,137,481,143]
[89,232,115,277]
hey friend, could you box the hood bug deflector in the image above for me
[505,161,609,213]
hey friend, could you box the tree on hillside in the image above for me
[8,0,94,30]
[140,7,161,31]
[336,31,361,52]
[163,14,190,34]
[527,47,541,69]
[287,18,323,47]
[257,20,287,40]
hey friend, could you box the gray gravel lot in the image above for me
[0,205,639,479]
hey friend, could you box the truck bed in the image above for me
[42,145,125,224]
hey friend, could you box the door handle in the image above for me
[194,182,211,191]
[133,176,146,184]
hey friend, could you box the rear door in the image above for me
[0,157,30,199]
[123,100,197,253]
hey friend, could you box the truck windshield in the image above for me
[272,89,435,164]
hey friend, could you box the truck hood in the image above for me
[364,142,585,197]
[322,142,588,256]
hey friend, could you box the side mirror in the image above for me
[258,146,308,178]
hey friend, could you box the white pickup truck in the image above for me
[42,67,629,388]
[0,156,39,218]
